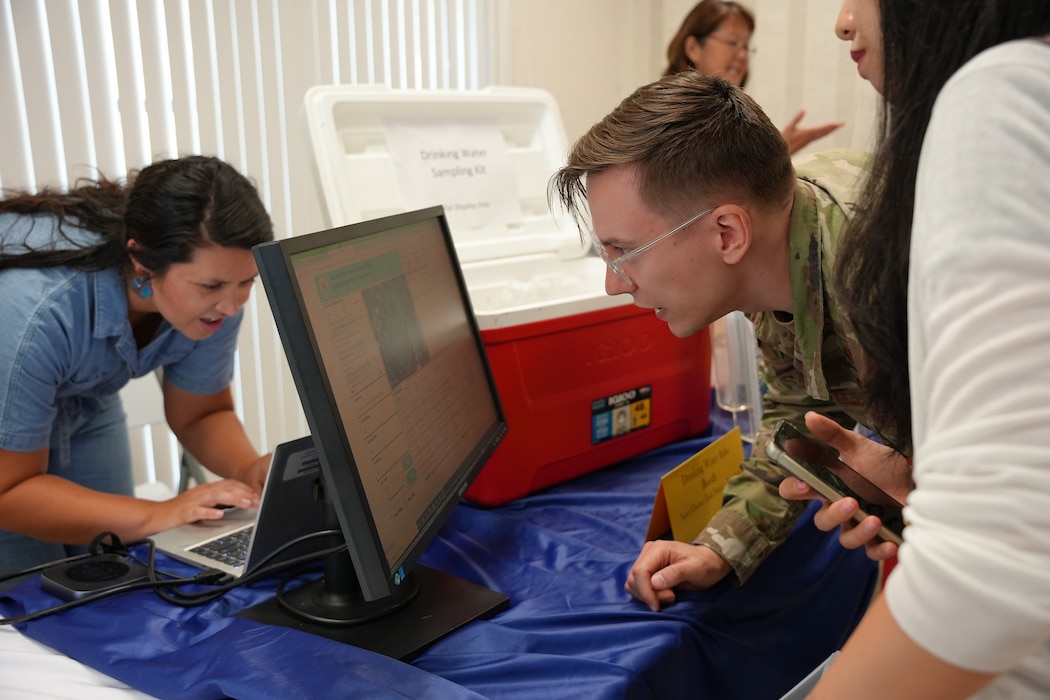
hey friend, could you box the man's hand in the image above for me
[779,412,912,561]
[625,540,732,611]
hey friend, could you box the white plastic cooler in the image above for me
[302,84,711,506]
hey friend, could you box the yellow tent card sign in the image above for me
[646,427,744,542]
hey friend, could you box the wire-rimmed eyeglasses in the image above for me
[707,34,756,56]
[589,208,714,286]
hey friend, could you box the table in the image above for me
[0,423,877,699]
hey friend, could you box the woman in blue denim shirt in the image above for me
[0,156,273,581]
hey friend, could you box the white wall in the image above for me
[499,0,661,145]
[505,0,878,153]
[742,0,880,155]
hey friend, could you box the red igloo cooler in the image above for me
[302,84,711,506]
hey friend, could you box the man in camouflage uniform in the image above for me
[549,71,874,610]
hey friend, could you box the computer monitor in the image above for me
[242,205,510,659]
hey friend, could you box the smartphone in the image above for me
[766,420,905,546]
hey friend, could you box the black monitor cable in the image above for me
[0,530,346,624]
[0,532,209,626]
[148,528,346,607]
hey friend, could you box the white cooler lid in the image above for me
[302,84,590,265]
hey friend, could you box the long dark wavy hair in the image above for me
[835,0,1050,453]
[0,155,273,277]
[663,0,755,87]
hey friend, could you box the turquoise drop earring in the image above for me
[131,276,153,298]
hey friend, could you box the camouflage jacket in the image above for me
[693,149,875,584]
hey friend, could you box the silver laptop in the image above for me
[151,435,331,578]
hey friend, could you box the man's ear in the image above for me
[714,205,751,265]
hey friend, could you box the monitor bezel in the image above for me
[253,205,508,601]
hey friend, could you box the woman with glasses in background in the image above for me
[665,0,843,154]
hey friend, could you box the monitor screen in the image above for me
[248,206,509,656]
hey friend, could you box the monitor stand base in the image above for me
[237,564,509,661]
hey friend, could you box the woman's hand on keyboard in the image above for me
[145,480,261,536]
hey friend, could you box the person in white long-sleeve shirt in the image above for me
[778,1,1050,698]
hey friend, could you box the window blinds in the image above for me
[0,0,498,490]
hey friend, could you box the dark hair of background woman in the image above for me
[664,0,756,87]
[835,0,1050,453]
[0,155,273,276]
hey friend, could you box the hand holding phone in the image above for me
[767,420,905,546]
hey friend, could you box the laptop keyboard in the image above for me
[189,526,254,568]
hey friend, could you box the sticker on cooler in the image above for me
[591,385,652,444]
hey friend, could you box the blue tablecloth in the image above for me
[0,428,877,699]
